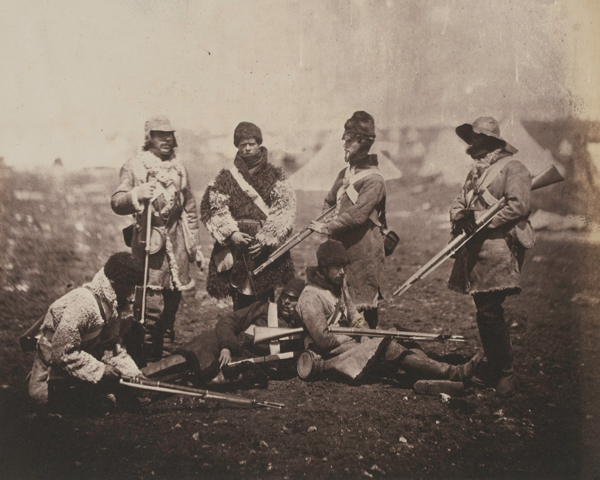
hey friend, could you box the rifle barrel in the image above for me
[328,327,465,342]
[120,377,284,408]
[252,205,337,276]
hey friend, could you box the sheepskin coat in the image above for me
[448,157,534,295]
[296,268,386,382]
[200,147,296,298]
[323,154,386,310]
[111,150,200,291]
[28,268,141,403]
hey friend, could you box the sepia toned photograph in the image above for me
[1,1,599,478]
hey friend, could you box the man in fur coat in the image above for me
[310,111,386,329]
[296,240,482,384]
[200,122,296,311]
[28,253,144,409]
[141,278,306,388]
[448,117,535,397]
[112,116,203,363]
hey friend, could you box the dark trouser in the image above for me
[473,290,513,374]
[230,288,274,312]
[132,287,182,365]
[362,308,379,329]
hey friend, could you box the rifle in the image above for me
[252,326,464,344]
[120,376,284,409]
[392,164,565,297]
[252,205,336,276]
[140,172,156,325]
[227,350,302,367]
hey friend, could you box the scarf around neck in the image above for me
[235,146,268,175]
[467,149,510,192]
[306,266,342,297]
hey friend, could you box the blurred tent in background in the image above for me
[289,134,402,191]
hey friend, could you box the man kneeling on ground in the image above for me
[296,240,482,384]
[142,278,306,388]
[28,252,144,412]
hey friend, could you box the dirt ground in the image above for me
[1,172,599,479]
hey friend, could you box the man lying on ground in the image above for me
[142,278,306,388]
[296,240,482,384]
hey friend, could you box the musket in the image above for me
[393,164,565,297]
[120,376,284,409]
[140,172,156,325]
[252,326,464,344]
[226,350,302,367]
[327,326,465,342]
[252,205,336,276]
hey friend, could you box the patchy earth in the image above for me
[1,172,599,479]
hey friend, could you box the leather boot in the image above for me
[400,350,482,382]
[496,367,516,397]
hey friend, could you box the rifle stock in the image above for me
[392,164,564,297]
[253,205,336,276]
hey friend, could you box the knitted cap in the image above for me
[104,252,144,286]
[281,278,306,299]
[317,240,351,267]
[343,111,376,141]
[234,122,263,147]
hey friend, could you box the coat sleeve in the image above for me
[255,177,296,248]
[296,292,352,352]
[200,171,239,244]
[323,170,344,210]
[325,176,385,234]
[449,185,468,224]
[50,298,106,384]
[215,302,267,355]
[180,165,200,238]
[111,161,144,216]
[485,161,532,229]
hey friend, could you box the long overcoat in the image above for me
[111,150,200,291]
[448,157,534,295]
[323,154,386,310]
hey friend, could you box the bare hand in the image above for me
[230,232,253,246]
[248,242,265,257]
[103,365,122,380]
[137,182,156,201]
[219,348,232,367]
[309,221,327,234]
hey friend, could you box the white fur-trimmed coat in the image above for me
[36,268,141,383]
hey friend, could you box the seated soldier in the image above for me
[28,253,144,412]
[142,278,306,387]
[296,240,482,384]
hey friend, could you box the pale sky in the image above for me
[0,0,598,169]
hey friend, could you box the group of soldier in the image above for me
[26,110,534,413]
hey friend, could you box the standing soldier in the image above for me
[111,116,204,364]
[310,111,386,328]
[448,116,535,397]
[200,122,296,310]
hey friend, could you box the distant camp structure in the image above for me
[289,134,402,191]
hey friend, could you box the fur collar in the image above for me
[138,150,184,180]
[84,268,118,315]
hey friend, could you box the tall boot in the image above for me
[161,289,182,358]
[399,349,483,382]
[474,291,515,396]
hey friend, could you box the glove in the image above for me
[452,210,477,236]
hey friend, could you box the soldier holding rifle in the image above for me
[448,117,535,397]
[200,122,296,311]
[309,111,387,329]
[295,240,482,384]
[111,116,203,364]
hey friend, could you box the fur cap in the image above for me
[234,122,263,147]
[104,252,144,286]
[317,240,351,267]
